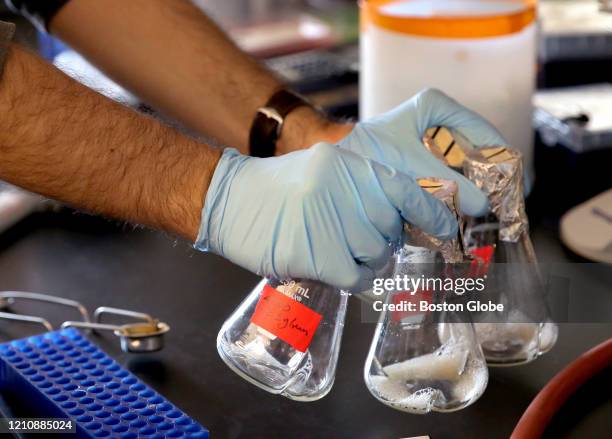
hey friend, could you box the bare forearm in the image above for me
[0,44,220,240]
[49,0,351,154]
[50,0,278,151]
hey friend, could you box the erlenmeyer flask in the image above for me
[365,291,488,413]
[364,178,488,413]
[424,128,558,365]
[217,278,348,400]
[463,146,558,365]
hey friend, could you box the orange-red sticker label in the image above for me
[391,289,432,323]
[468,245,495,277]
[251,284,322,352]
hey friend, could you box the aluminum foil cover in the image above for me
[463,147,528,242]
[404,178,464,263]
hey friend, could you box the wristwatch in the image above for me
[249,89,311,158]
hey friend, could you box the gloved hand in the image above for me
[339,88,510,217]
[196,143,456,291]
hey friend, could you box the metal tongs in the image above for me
[0,291,90,322]
[0,291,169,353]
[62,307,169,353]
[0,311,53,332]
[0,291,89,333]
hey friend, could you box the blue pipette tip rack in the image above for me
[0,328,208,438]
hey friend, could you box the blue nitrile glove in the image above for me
[196,143,457,291]
[339,88,511,217]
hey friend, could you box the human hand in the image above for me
[196,143,457,290]
[337,88,510,217]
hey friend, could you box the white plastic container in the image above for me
[360,0,537,179]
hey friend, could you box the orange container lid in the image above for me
[361,0,536,39]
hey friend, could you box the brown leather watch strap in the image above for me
[249,89,310,158]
